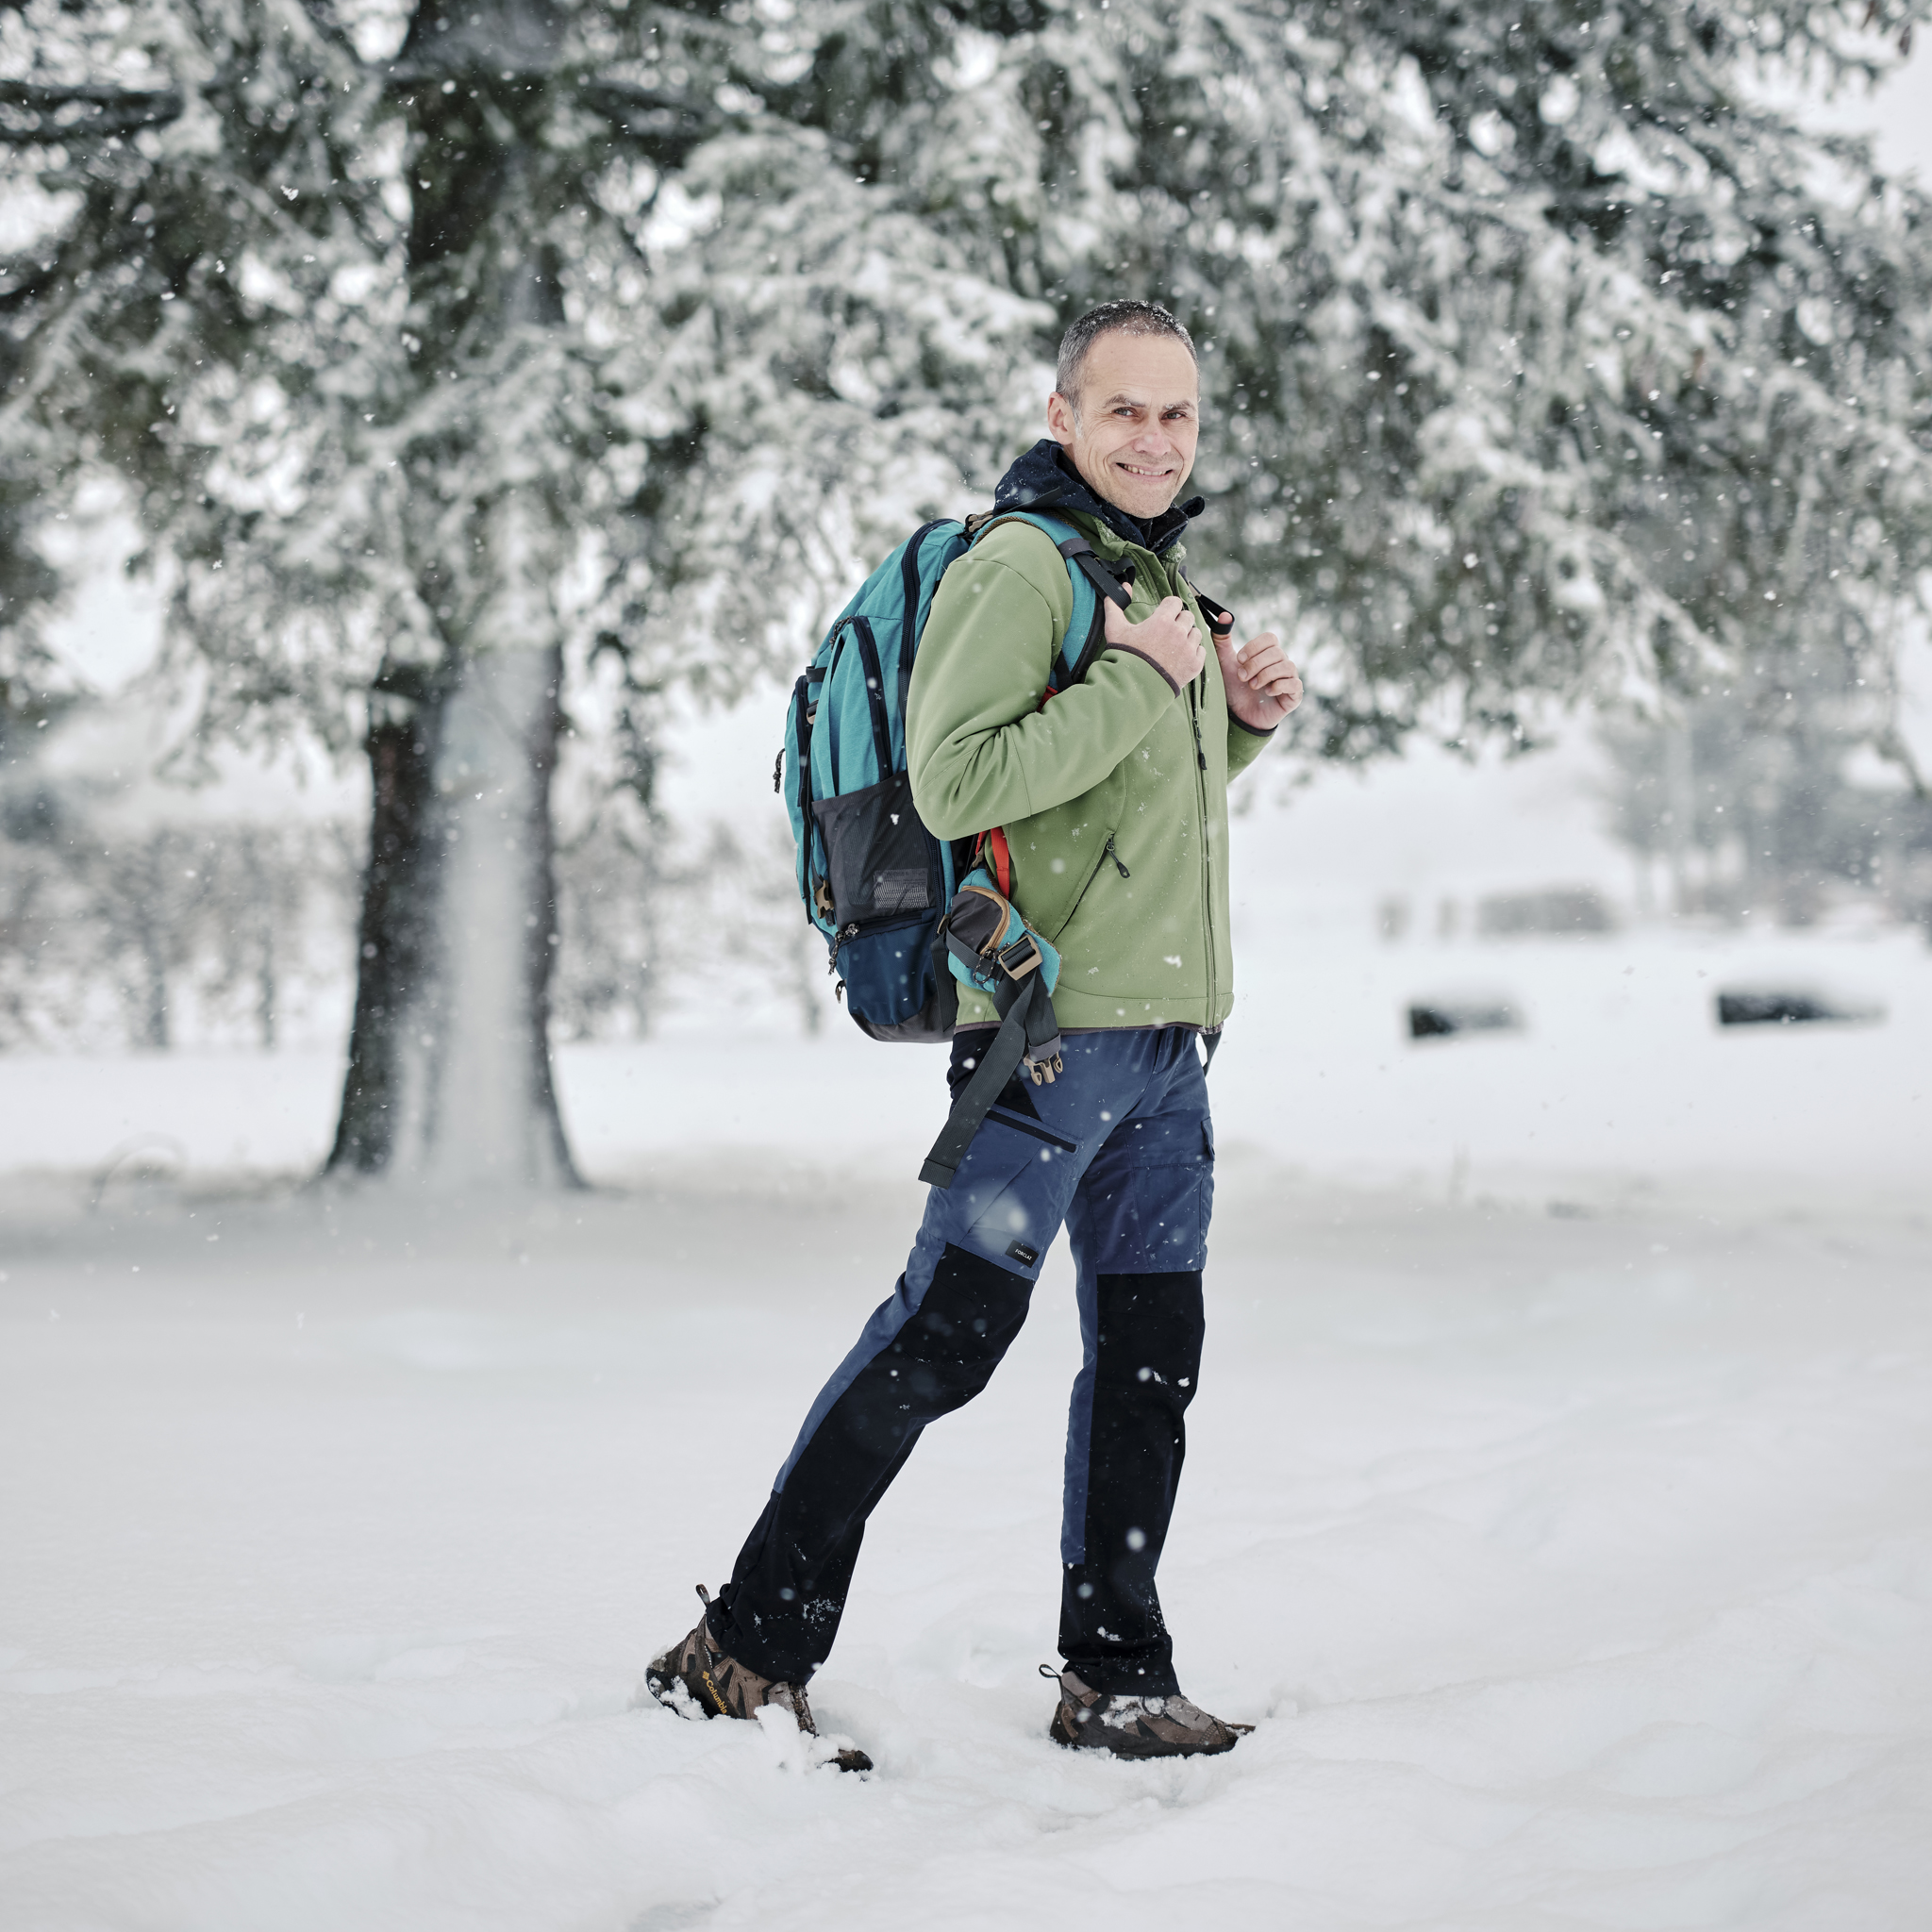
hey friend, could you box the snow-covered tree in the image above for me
[8,0,1932,1185]
[1,0,1040,1184]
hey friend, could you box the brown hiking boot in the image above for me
[1042,1664,1252,1759]
[646,1587,873,1774]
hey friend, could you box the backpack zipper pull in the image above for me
[1106,835,1130,879]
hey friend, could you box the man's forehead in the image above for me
[1078,330,1199,405]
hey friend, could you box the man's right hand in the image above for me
[1103,593,1205,690]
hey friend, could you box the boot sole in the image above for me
[1049,1700,1247,1759]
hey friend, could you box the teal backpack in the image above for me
[776,509,1130,1184]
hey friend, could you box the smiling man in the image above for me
[649,302,1302,1766]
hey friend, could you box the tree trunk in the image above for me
[257,915,277,1051]
[326,633,578,1187]
[1664,720,1694,917]
[135,895,169,1051]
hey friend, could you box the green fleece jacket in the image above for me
[906,509,1273,1033]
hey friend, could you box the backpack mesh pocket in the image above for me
[809,772,934,927]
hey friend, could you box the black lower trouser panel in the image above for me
[1059,1270,1204,1696]
[708,1242,1034,1684]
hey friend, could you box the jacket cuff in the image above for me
[1228,713,1277,738]
[1107,643,1180,697]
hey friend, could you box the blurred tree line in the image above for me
[1599,694,1932,929]
[0,688,819,1048]
[4,0,1931,1181]
[0,692,356,1047]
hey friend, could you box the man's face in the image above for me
[1045,330,1201,523]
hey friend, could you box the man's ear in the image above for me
[1045,390,1078,448]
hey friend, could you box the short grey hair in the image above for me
[1055,301,1197,410]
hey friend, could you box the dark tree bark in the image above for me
[327,669,445,1173]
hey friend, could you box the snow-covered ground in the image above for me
[4,1149,1930,1929]
[6,899,1932,1925]
[8,728,1932,1927]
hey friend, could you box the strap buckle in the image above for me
[997,933,1042,980]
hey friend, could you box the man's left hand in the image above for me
[1213,625,1304,731]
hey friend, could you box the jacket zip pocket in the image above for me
[1048,831,1124,941]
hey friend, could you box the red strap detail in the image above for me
[988,825,1012,897]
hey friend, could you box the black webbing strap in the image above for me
[1055,533,1133,612]
[928,921,958,1036]
[1200,1027,1222,1074]
[1187,578,1235,641]
[919,976,1043,1191]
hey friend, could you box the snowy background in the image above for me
[6,33,1932,1932]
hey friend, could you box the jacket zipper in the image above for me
[1186,622,1216,1026]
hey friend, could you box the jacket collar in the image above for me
[991,439,1204,557]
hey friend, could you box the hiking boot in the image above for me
[646,1587,872,1774]
[1042,1663,1252,1759]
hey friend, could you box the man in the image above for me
[649,301,1303,1767]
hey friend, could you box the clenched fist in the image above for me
[1103,593,1206,690]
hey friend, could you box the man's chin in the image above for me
[1101,477,1181,521]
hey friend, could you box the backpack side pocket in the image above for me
[810,771,932,930]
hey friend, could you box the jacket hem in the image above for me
[952,1018,1214,1038]
[953,991,1231,1032]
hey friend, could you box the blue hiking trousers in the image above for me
[708,1024,1213,1697]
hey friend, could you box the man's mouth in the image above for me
[1117,460,1175,479]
